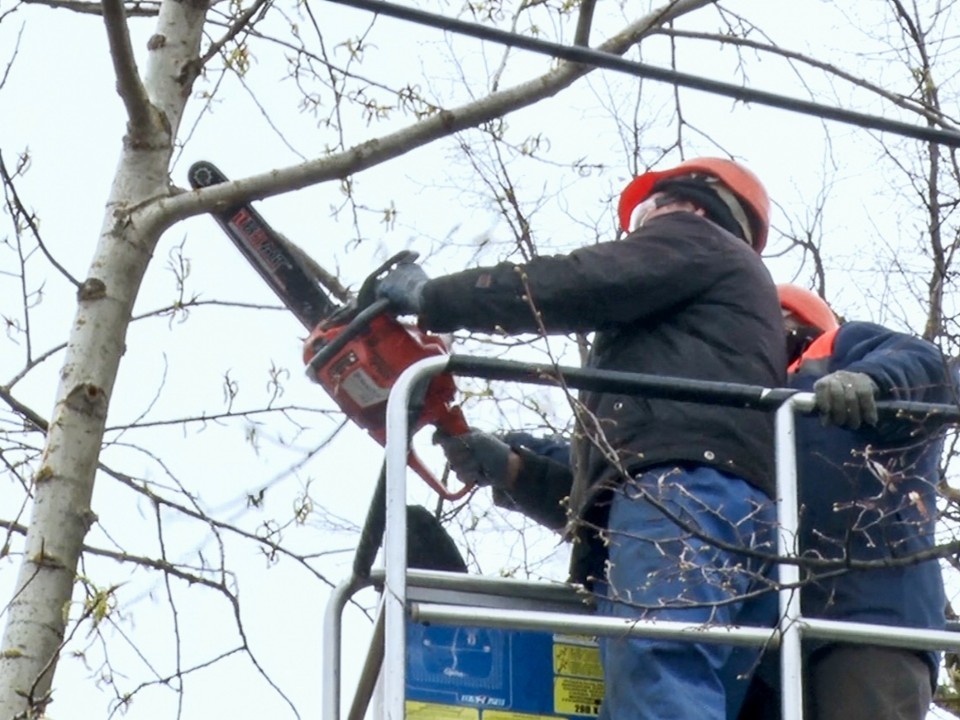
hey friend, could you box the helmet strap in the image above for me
[709,182,754,247]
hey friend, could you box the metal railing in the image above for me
[323,355,960,720]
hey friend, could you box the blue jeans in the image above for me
[596,465,778,720]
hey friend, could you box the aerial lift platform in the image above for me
[323,355,960,720]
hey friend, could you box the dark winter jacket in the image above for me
[419,212,786,531]
[492,432,574,532]
[791,321,952,680]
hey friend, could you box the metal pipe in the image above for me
[382,355,451,720]
[775,397,808,720]
[444,356,960,423]
[448,355,796,408]
[346,602,386,720]
[323,575,375,720]
[802,617,960,652]
[409,602,779,647]
[404,569,592,607]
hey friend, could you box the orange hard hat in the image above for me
[617,157,771,252]
[777,284,839,332]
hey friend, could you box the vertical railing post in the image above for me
[382,355,451,720]
[775,396,806,720]
[322,580,349,720]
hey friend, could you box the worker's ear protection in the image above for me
[785,324,823,365]
[627,196,660,232]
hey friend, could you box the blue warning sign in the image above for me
[406,622,602,718]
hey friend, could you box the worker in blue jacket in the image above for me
[739,285,951,720]
[438,285,954,720]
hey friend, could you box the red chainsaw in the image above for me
[188,161,472,500]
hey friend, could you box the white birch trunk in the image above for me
[0,0,206,714]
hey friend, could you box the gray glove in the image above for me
[812,370,879,429]
[375,261,429,315]
[435,430,511,488]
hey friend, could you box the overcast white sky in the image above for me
[1,1,958,718]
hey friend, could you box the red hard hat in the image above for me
[617,157,771,252]
[777,284,839,332]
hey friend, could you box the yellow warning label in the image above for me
[554,677,604,717]
[483,711,558,720]
[406,701,480,720]
[553,643,603,680]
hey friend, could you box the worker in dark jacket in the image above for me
[453,286,953,720]
[375,157,785,720]
[737,285,951,720]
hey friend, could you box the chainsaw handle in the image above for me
[404,406,473,501]
[435,404,470,437]
[408,449,475,501]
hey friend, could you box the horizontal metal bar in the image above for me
[411,601,960,651]
[410,602,779,647]
[405,569,592,606]
[801,617,960,652]
[446,355,960,423]
[411,603,960,653]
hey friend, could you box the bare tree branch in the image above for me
[152,0,716,231]
[101,0,157,137]
[21,0,159,15]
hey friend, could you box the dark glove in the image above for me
[374,260,429,315]
[812,370,879,429]
[434,429,511,488]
